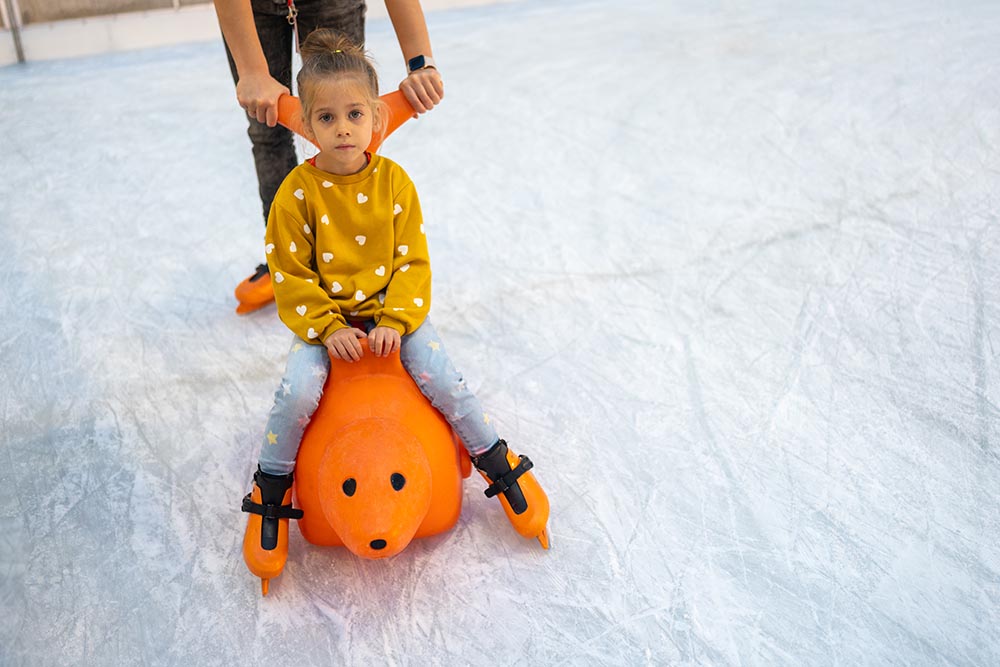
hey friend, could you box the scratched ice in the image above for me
[1,0,999,664]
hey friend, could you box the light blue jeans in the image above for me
[258,318,499,475]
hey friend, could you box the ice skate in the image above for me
[241,466,303,595]
[234,263,275,315]
[471,439,550,549]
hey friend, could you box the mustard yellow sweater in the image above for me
[264,155,430,343]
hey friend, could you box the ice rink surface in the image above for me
[2,0,999,664]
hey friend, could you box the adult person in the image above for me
[212,0,444,313]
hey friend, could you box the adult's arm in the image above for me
[384,0,445,114]
[212,0,289,126]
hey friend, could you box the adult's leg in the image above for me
[294,0,366,49]
[223,0,298,224]
[258,336,331,474]
[399,318,499,456]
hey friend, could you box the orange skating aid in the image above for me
[276,89,415,153]
[294,348,472,560]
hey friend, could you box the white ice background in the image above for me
[2,0,999,664]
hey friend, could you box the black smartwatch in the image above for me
[407,55,437,73]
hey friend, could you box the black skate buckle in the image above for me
[483,455,533,499]
[241,493,304,520]
[250,263,269,282]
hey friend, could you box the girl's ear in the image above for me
[301,112,316,140]
[372,98,389,140]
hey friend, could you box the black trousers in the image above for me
[224,0,367,223]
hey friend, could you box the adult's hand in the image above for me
[237,71,290,127]
[399,67,444,116]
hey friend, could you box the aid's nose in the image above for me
[370,539,387,550]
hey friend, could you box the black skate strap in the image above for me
[484,455,533,499]
[251,263,269,281]
[241,493,304,520]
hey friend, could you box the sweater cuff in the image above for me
[320,316,349,343]
[374,315,406,336]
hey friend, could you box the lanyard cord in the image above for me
[286,0,300,52]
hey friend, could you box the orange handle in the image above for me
[276,90,416,153]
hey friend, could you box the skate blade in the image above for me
[235,299,272,315]
[537,527,550,550]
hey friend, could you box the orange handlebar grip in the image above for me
[276,90,416,153]
[276,94,312,146]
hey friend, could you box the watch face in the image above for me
[408,55,426,71]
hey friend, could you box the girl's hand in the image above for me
[324,327,368,362]
[399,67,443,116]
[236,71,290,127]
[369,326,401,357]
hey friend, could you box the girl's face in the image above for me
[305,78,378,175]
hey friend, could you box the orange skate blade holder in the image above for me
[242,485,294,595]
[478,446,551,550]
[234,270,274,315]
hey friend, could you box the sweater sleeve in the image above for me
[265,200,348,343]
[374,181,431,335]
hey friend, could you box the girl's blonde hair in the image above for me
[297,29,387,140]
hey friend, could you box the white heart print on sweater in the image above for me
[355,235,366,246]
[398,245,408,256]
[296,305,307,316]
[321,214,330,225]
[357,193,368,204]
[375,265,385,277]
[294,189,305,200]
[307,328,318,339]
[265,243,275,254]
[400,263,410,272]
[289,241,297,253]
[330,281,342,293]
[393,203,403,215]
[303,224,311,234]
[274,272,285,283]
[322,252,333,263]
[413,298,423,307]
[355,290,366,301]
[322,181,332,188]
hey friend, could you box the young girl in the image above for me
[241,29,547,577]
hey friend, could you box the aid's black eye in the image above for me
[342,478,357,497]
[390,473,406,491]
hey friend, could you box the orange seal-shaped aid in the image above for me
[294,348,472,559]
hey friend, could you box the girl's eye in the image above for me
[349,110,363,120]
[319,113,332,123]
